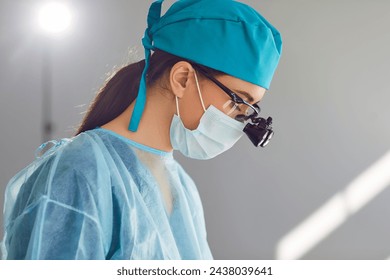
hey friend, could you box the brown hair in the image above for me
[75,49,223,135]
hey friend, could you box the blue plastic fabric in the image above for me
[1,128,213,260]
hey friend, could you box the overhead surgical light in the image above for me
[38,2,72,34]
[37,2,74,142]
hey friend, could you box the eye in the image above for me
[223,100,239,116]
[235,105,243,112]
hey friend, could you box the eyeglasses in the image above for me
[193,65,274,148]
[194,67,260,122]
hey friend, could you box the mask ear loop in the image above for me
[175,95,181,118]
[193,70,206,112]
[175,70,206,119]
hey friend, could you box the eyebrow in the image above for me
[233,89,255,103]
[195,66,260,104]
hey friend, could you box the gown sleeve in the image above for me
[3,139,112,260]
[6,199,105,259]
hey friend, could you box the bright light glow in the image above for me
[276,150,390,260]
[38,2,72,34]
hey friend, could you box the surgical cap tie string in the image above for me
[128,0,164,132]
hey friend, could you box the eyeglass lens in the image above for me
[222,100,260,122]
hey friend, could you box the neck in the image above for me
[101,88,175,152]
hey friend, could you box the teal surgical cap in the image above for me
[129,0,282,132]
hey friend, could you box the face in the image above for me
[179,73,266,130]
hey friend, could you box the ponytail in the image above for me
[75,50,223,135]
[75,60,144,135]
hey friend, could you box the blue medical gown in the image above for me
[1,128,213,259]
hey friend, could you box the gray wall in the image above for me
[1,0,389,259]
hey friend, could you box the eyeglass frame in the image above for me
[193,66,260,121]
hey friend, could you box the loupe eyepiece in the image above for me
[243,117,274,147]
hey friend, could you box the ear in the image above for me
[169,61,195,99]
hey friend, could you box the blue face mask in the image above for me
[169,71,245,160]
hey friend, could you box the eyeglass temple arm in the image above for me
[194,66,244,102]
[194,65,260,115]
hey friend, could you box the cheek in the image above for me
[202,87,230,113]
[177,89,205,130]
[176,83,231,130]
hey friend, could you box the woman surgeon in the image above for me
[1,0,282,259]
